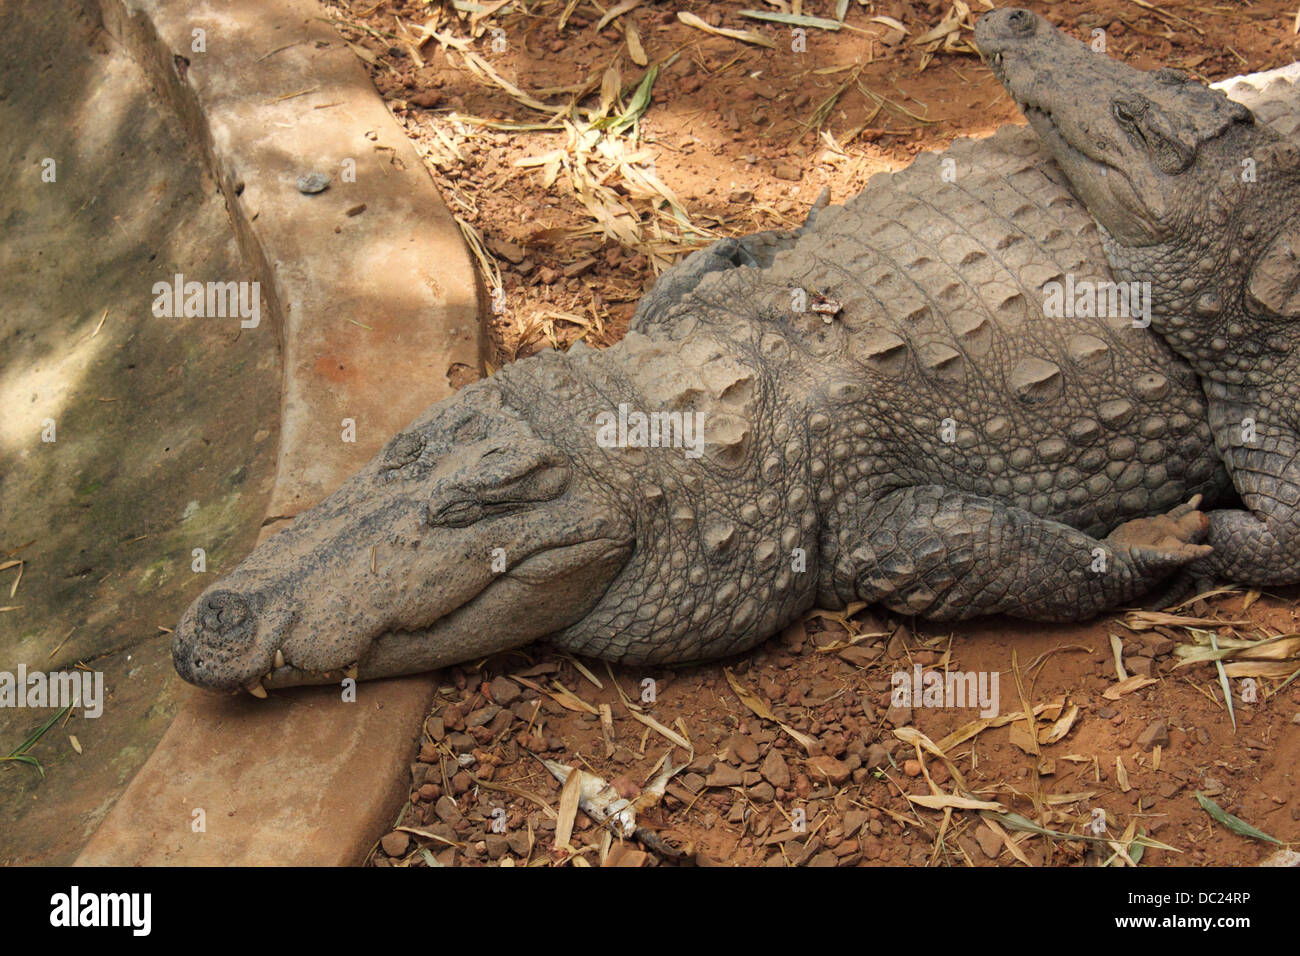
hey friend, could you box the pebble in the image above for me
[794,773,812,799]
[1136,719,1170,752]
[806,755,852,786]
[773,161,802,181]
[843,810,869,836]
[761,749,791,789]
[705,765,744,788]
[975,827,1002,859]
[749,781,776,803]
[727,735,760,765]
[490,676,522,705]
[838,645,878,668]
[465,705,501,728]
[1128,657,1155,677]
[435,796,464,827]
[484,834,510,859]
[487,238,526,264]
[381,831,410,857]
[296,171,330,194]
[863,743,890,770]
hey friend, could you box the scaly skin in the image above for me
[978,8,1300,587]
[174,62,1237,695]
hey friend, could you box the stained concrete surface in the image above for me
[0,0,280,863]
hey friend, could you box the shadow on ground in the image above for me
[0,0,280,863]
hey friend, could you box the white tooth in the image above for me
[246,679,268,699]
[274,649,285,669]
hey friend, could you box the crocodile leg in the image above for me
[847,486,1211,622]
[1200,397,1300,585]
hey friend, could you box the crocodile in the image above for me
[172,57,1252,697]
[977,8,1300,588]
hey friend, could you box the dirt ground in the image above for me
[321,0,1300,866]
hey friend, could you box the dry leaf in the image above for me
[1038,704,1079,745]
[677,11,778,48]
[908,793,1004,811]
[1110,633,1128,681]
[554,767,583,852]
[1103,675,1157,700]
[1008,723,1038,754]
[626,708,690,750]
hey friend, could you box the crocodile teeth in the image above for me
[274,649,285,669]
[245,678,268,699]
[344,664,358,680]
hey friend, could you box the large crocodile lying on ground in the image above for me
[173,21,1300,695]
[978,7,1300,588]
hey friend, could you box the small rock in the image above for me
[761,749,791,789]
[381,831,410,857]
[489,676,522,706]
[808,851,839,867]
[296,171,330,194]
[903,759,922,778]
[705,765,744,788]
[409,89,441,108]
[728,188,754,204]
[487,238,526,264]
[838,644,879,668]
[563,257,597,278]
[727,735,760,765]
[466,704,501,728]
[446,732,475,752]
[806,755,851,786]
[773,161,802,181]
[863,743,890,770]
[794,773,812,800]
[507,830,531,856]
[749,781,775,803]
[843,810,869,836]
[484,833,510,859]
[686,755,716,775]
[1097,706,1117,719]
[975,827,1002,859]
[1136,719,1170,752]
[435,796,464,827]
[1128,657,1155,677]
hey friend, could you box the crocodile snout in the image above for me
[173,590,266,692]
[973,8,1042,64]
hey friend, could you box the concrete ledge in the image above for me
[76,0,482,865]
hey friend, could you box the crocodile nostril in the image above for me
[1007,9,1036,35]
[197,591,254,643]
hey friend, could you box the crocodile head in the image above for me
[977,7,1300,377]
[174,332,807,695]
[975,8,1259,248]
[172,375,636,695]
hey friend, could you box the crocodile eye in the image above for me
[1113,102,1138,126]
